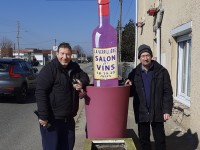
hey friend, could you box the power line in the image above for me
[110,0,120,25]
[0,31,15,34]
[46,0,96,2]
[123,0,134,23]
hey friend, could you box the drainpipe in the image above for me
[156,28,161,63]
[154,3,164,63]
[134,0,138,66]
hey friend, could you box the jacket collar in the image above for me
[136,60,164,76]
[53,57,73,71]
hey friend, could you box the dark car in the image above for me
[0,58,38,103]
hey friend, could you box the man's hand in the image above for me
[39,119,48,127]
[163,113,170,121]
[73,79,83,90]
[125,79,132,85]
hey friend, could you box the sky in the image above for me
[0,0,135,55]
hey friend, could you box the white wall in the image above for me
[34,54,44,65]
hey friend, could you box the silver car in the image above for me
[0,58,38,103]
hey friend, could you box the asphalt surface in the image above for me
[0,94,41,150]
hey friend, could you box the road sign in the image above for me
[53,46,58,51]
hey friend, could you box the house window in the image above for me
[176,35,191,106]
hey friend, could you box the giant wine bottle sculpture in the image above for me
[85,0,130,138]
[92,0,118,87]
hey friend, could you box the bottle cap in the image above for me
[97,0,109,5]
[98,0,109,16]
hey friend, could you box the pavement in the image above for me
[74,97,199,150]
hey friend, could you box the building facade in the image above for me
[12,48,81,65]
[135,0,200,146]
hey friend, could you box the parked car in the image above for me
[0,58,38,103]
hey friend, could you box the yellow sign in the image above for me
[93,47,118,80]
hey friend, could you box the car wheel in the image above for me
[16,84,28,103]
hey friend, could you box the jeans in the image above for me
[40,117,75,150]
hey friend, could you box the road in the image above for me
[0,62,93,150]
[0,94,41,150]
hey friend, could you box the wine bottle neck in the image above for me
[98,3,110,26]
[98,3,109,16]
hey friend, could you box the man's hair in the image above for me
[57,42,72,52]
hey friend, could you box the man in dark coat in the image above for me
[35,42,90,150]
[125,44,173,150]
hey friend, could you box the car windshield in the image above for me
[0,63,9,72]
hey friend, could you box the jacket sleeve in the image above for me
[163,69,173,115]
[128,69,135,81]
[72,63,90,87]
[127,69,135,97]
[79,71,90,87]
[35,64,54,120]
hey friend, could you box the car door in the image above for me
[0,62,11,91]
[19,61,37,89]
[25,61,37,89]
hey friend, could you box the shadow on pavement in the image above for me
[125,128,199,150]
[166,129,199,150]
[126,129,141,150]
[0,91,36,104]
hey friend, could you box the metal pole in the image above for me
[119,0,122,63]
[51,50,53,60]
[51,39,57,60]
[135,0,138,66]
[156,28,161,63]
[54,39,56,46]
[17,21,20,58]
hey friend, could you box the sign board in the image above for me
[53,46,58,51]
[93,47,118,80]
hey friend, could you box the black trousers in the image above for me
[40,117,75,150]
[138,122,166,150]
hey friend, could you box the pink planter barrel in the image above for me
[85,85,130,138]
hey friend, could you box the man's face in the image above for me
[139,52,152,67]
[56,47,72,66]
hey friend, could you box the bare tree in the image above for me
[73,45,85,63]
[73,45,83,56]
[0,37,13,58]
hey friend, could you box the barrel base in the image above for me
[83,138,136,150]
[85,85,130,138]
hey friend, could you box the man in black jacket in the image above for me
[125,44,173,150]
[35,42,90,150]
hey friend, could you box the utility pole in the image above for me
[54,39,57,47]
[81,50,83,63]
[118,0,123,63]
[16,21,20,57]
[51,39,57,60]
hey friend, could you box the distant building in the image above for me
[13,49,52,65]
[71,50,79,62]
[12,48,80,65]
